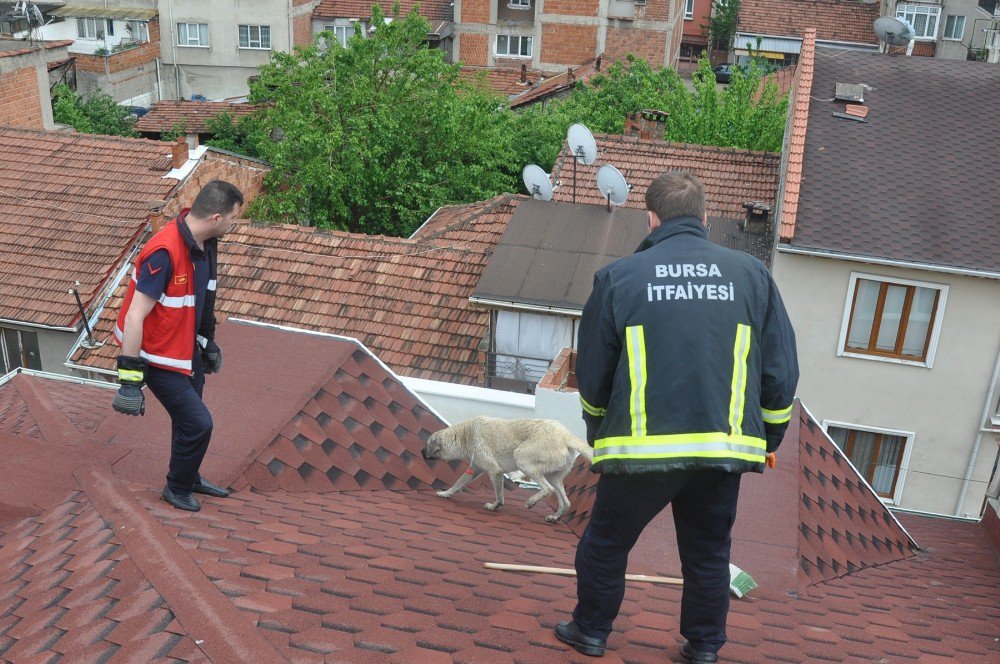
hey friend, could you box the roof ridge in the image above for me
[414,193,522,242]
[778,28,817,242]
[0,126,175,151]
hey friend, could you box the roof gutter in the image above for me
[468,296,582,317]
[0,366,115,389]
[0,317,77,333]
[777,244,1000,280]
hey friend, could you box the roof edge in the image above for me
[777,28,816,242]
[776,244,1000,280]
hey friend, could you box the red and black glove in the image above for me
[113,355,148,416]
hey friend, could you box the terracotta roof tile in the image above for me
[459,66,541,98]
[314,0,453,21]
[738,0,879,45]
[70,196,521,384]
[510,56,604,108]
[551,134,781,220]
[779,29,815,241]
[0,127,179,327]
[135,100,257,134]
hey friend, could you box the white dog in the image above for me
[421,416,593,522]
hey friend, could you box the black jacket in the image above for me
[576,216,799,475]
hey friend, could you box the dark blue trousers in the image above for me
[572,470,741,654]
[145,351,212,494]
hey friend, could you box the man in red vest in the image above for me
[113,180,244,512]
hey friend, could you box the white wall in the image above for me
[772,250,1000,516]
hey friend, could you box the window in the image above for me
[839,273,947,366]
[324,24,355,47]
[126,20,150,43]
[238,24,271,49]
[496,34,532,57]
[177,22,209,47]
[106,19,115,36]
[826,424,910,501]
[685,0,694,19]
[896,5,940,39]
[509,0,531,7]
[0,327,41,373]
[943,15,965,40]
[77,17,104,39]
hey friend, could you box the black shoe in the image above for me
[681,641,719,663]
[161,486,201,512]
[554,621,606,657]
[192,477,231,498]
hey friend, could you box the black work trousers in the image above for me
[145,350,212,494]
[572,469,742,654]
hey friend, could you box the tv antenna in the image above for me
[566,123,597,204]
[521,164,554,201]
[873,17,915,54]
[596,165,630,212]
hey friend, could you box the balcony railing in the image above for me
[483,351,554,394]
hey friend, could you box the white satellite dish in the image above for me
[873,17,915,47]
[596,165,630,209]
[566,123,597,165]
[522,164,554,201]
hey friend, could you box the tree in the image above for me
[204,112,263,157]
[51,84,138,137]
[704,0,740,52]
[244,4,518,235]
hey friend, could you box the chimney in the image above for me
[520,63,527,84]
[596,54,602,71]
[566,66,575,84]
[170,137,188,169]
[741,201,773,235]
[148,199,168,233]
[624,109,668,140]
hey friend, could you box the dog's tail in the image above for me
[569,437,594,463]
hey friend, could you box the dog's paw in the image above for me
[545,514,561,523]
[484,502,501,511]
[435,491,452,498]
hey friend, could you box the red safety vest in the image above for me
[115,216,197,374]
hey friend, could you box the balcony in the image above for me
[483,351,554,394]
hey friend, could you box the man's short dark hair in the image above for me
[645,171,706,223]
[190,180,244,218]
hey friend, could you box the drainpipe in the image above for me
[167,0,180,98]
[956,339,1000,516]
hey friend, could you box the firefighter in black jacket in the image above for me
[554,172,798,663]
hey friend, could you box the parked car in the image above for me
[694,64,737,84]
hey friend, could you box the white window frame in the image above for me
[896,4,940,40]
[238,24,271,50]
[77,17,104,40]
[942,15,965,41]
[495,34,533,57]
[685,0,694,20]
[177,22,210,47]
[126,20,150,43]
[508,0,531,8]
[325,24,355,48]
[822,419,915,506]
[837,272,948,369]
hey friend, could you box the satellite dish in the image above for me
[566,123,597,165]
[873,17,914,47]
[596,165,630,208]
[522,164,553,201]
[28,4,43,26]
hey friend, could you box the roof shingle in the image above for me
[134,100,257,134]
[313,0,453,21]
[738,0,879,45]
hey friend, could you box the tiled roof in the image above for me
[551,133,782,221]
[738,0,879,45]
[785,47,1000,273]
[2,354,998,663]
[135,100,257,134]
[0,127,178,327]
[459,66,541,98]
[0,39,73,58]
[779,29,815,241]
[313,0,453,21]
[509,56,604,108]
[69,196,522,384]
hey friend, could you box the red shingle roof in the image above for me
[313,0,453,21]
[509,56,604,108]
[135,100,257,134]
[69,196,522,384]
[738,0,879,45]
[551,134,781,221]
[0,127,178,327]
[780,29,816,241]
[460,66,541,98]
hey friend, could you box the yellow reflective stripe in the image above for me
[595,450,767,463]
[728,324,751,436]
[594,432,767,450]
[580,396,606,417]
[626,325,647,437]
[593,432,767,464]
[118,369,144,382]
[762,404,793,424]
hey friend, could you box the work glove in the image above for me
[201,340,223,374]
[113,355,148,416]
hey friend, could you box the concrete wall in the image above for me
[772,250,1000,516]
[936,0,993,60]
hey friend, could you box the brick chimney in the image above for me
[170,137,188,169]
[520,63,527,84]
[148,199,168,233]
[624,109,669,140]
[596,54,602,71]
[741,201,773,235]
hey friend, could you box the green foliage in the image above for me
[160,119,187,142]
[704,0,740,51]
[51,83,138,137]
[204,112,263,157]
